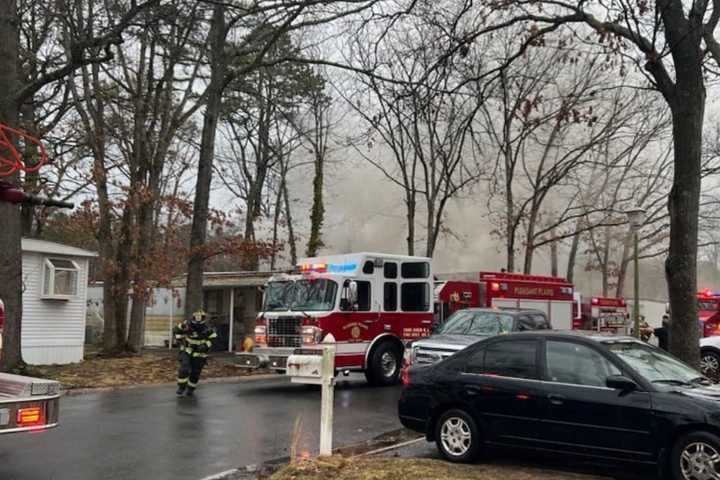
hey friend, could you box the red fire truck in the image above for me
[698,289,720,337]
[237,253,434,386]
[575,297,629,334]
[435,272,576,330]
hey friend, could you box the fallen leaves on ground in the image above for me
[269,457,606,480]
[25,350,262,389]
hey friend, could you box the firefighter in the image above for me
[174,309,217,397]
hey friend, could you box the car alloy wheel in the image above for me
[701,353,720,381]
[440,416,472,457]
[680,442,720,480]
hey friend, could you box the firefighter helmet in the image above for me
[192,309,207,324]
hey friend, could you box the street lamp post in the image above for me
[626,208,646,338]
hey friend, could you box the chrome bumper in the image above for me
[235,347,296,370]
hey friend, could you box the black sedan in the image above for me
[398,331,720,480]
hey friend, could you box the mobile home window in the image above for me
[401,283,430,312]
[43,258,80,298]
[401,262,429,279]
[384,283,397,311]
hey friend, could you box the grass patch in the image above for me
[269,457,606,480]
[25,349,262,389]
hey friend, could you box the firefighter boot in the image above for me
[185,386,195,397]
[176,384,186,397]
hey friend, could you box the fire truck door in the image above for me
[336,280,378,368]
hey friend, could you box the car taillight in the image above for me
[17,406,43,427]
[572,320,582,329]
[302,326,322,345]
[254,325,267,346]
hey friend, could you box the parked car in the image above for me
[406,308,550,366]
[399,331,720,479]
[700,336,720,379]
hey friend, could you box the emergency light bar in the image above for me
[299,262,358,274]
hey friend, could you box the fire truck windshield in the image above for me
[437,310,514,336]
[263,279,338,312]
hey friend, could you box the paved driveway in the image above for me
[0,375,403,480]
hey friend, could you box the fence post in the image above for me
[319,345,335,456]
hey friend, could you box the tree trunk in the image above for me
[601,226,611,297]
[127,296,146,353]
[406,194,415,256]
[613,228,631,298]
[0,0,23,371]
[19,102,38,237]
[283,177,297,265]
[186,4,226,315]
[112,201,134,349]
[270,183,283,270]
[550,228,558,277]
[666,82,704,367]
[425,201,435,257]
[505,165,515,272]
[566,223,581,283]
[523,204,540,274]
[127,197,154,353]
[306,149,325,257]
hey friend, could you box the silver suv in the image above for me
[406,307,551,366]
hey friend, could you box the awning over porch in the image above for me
[172,270,283,289]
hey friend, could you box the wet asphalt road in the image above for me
[0,374,403,480]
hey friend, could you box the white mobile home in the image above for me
[20,238,97,365]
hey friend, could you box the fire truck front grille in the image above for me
[267,316,302,348]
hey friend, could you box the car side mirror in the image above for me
[606,374,637,392]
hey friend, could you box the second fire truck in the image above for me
[434,272,576,330]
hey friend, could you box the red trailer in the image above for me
[435,272,575,330]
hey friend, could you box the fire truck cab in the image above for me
[577,297,629,334]
[236,253,433,386]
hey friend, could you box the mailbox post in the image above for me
[286,345,335,456]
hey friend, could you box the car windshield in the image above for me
[606,341,704,385]
[262,279,338,312]
[438,310,514,336]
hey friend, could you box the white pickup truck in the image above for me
[0,372,60,434]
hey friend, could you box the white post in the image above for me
[319,345,335,456]
[168,291,174,350]
[228,288,235,353]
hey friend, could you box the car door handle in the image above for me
[465,386,483,396]
[548,394,566,405]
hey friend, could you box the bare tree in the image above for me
[346,18,485,257]
[432,0,720,371]
[0,0,160,370]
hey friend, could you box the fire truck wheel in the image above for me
[365,341,401,386]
